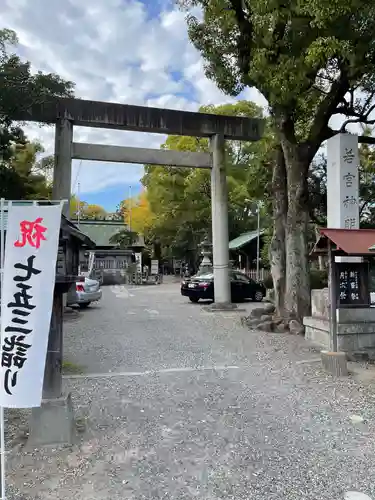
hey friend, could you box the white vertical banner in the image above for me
[0,204,62,408]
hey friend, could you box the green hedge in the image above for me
[310,269,328,289]
[263,268,328,290]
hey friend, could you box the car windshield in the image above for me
[195,273,213,280]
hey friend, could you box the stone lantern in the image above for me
[198,236,213,275]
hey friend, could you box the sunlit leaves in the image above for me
[70,197,107,220]
[180,0,375,138]
[140,101,267,258]
[0,141,51,199]
[0,28,74,165]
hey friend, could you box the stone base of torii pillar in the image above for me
[28,394,75,447]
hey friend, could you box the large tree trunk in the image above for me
[270,146,287,317]
[281,137,311,323]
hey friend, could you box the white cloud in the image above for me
[146,94,197,111]
[241,87,269,111]
[71,161,144,195]
[183,60,235,106]
[1,0,267,202]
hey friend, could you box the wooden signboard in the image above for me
[336,262,370,308]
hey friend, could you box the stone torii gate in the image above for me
[22,97,263,308]
[18,97,263,444]
[16,98,263,307]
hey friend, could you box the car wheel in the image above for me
[253,291,264,302]
[79,302,91,309]
[189,297,199,303]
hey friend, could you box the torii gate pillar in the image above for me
[52,118,73,219]
[210,134,232,307]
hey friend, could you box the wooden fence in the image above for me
[244,268,270,282]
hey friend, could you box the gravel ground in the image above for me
[5,284,375,499]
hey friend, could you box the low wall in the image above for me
[303,288,375,358]
[311,288,329,319]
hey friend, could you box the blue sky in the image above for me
[3,0,268,212]
[79,180,143,211]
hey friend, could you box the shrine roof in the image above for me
[229,230,264,251]
[70,219,145,248]
[313,228,375,256]
[0,200,95,248]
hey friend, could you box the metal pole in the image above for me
[210,134,231,304]
[77,182,81,228]
[128,185,132,231]
[0,198,6,500]
[256,203,260,281]
[328,241,338,352]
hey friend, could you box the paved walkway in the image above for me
[6,284,375,499]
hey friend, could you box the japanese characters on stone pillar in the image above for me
[327,133,359,230]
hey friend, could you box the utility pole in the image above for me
[128,185,132,231]
[77,182,81,228]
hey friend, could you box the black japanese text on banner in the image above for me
[0,205,62,408]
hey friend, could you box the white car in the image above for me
[67,276,102,309]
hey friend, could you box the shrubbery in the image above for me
[263,268,328,290]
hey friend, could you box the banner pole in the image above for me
[0,407,4,500]
[0,198,6,500]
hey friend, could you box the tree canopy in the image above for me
[0,27,74,201]
[140,101,267,261]
[0,141,52,200]
[179,0,375,144]
[120,190,155,237]
[69,195,107,220]
[178,0,375,322]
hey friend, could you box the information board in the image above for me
[336,262,369,307]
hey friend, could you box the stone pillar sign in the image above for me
[327,133,359,229]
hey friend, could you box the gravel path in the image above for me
[5,284,375,499]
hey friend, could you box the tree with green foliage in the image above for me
[0,27,74,196]
[69,195,107,220]
[178,0,375,322]
[0,141,52,199]
[109,230,139,248]
[0,28,74,153]
[142,101,267,264]
[255,141,375,269]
